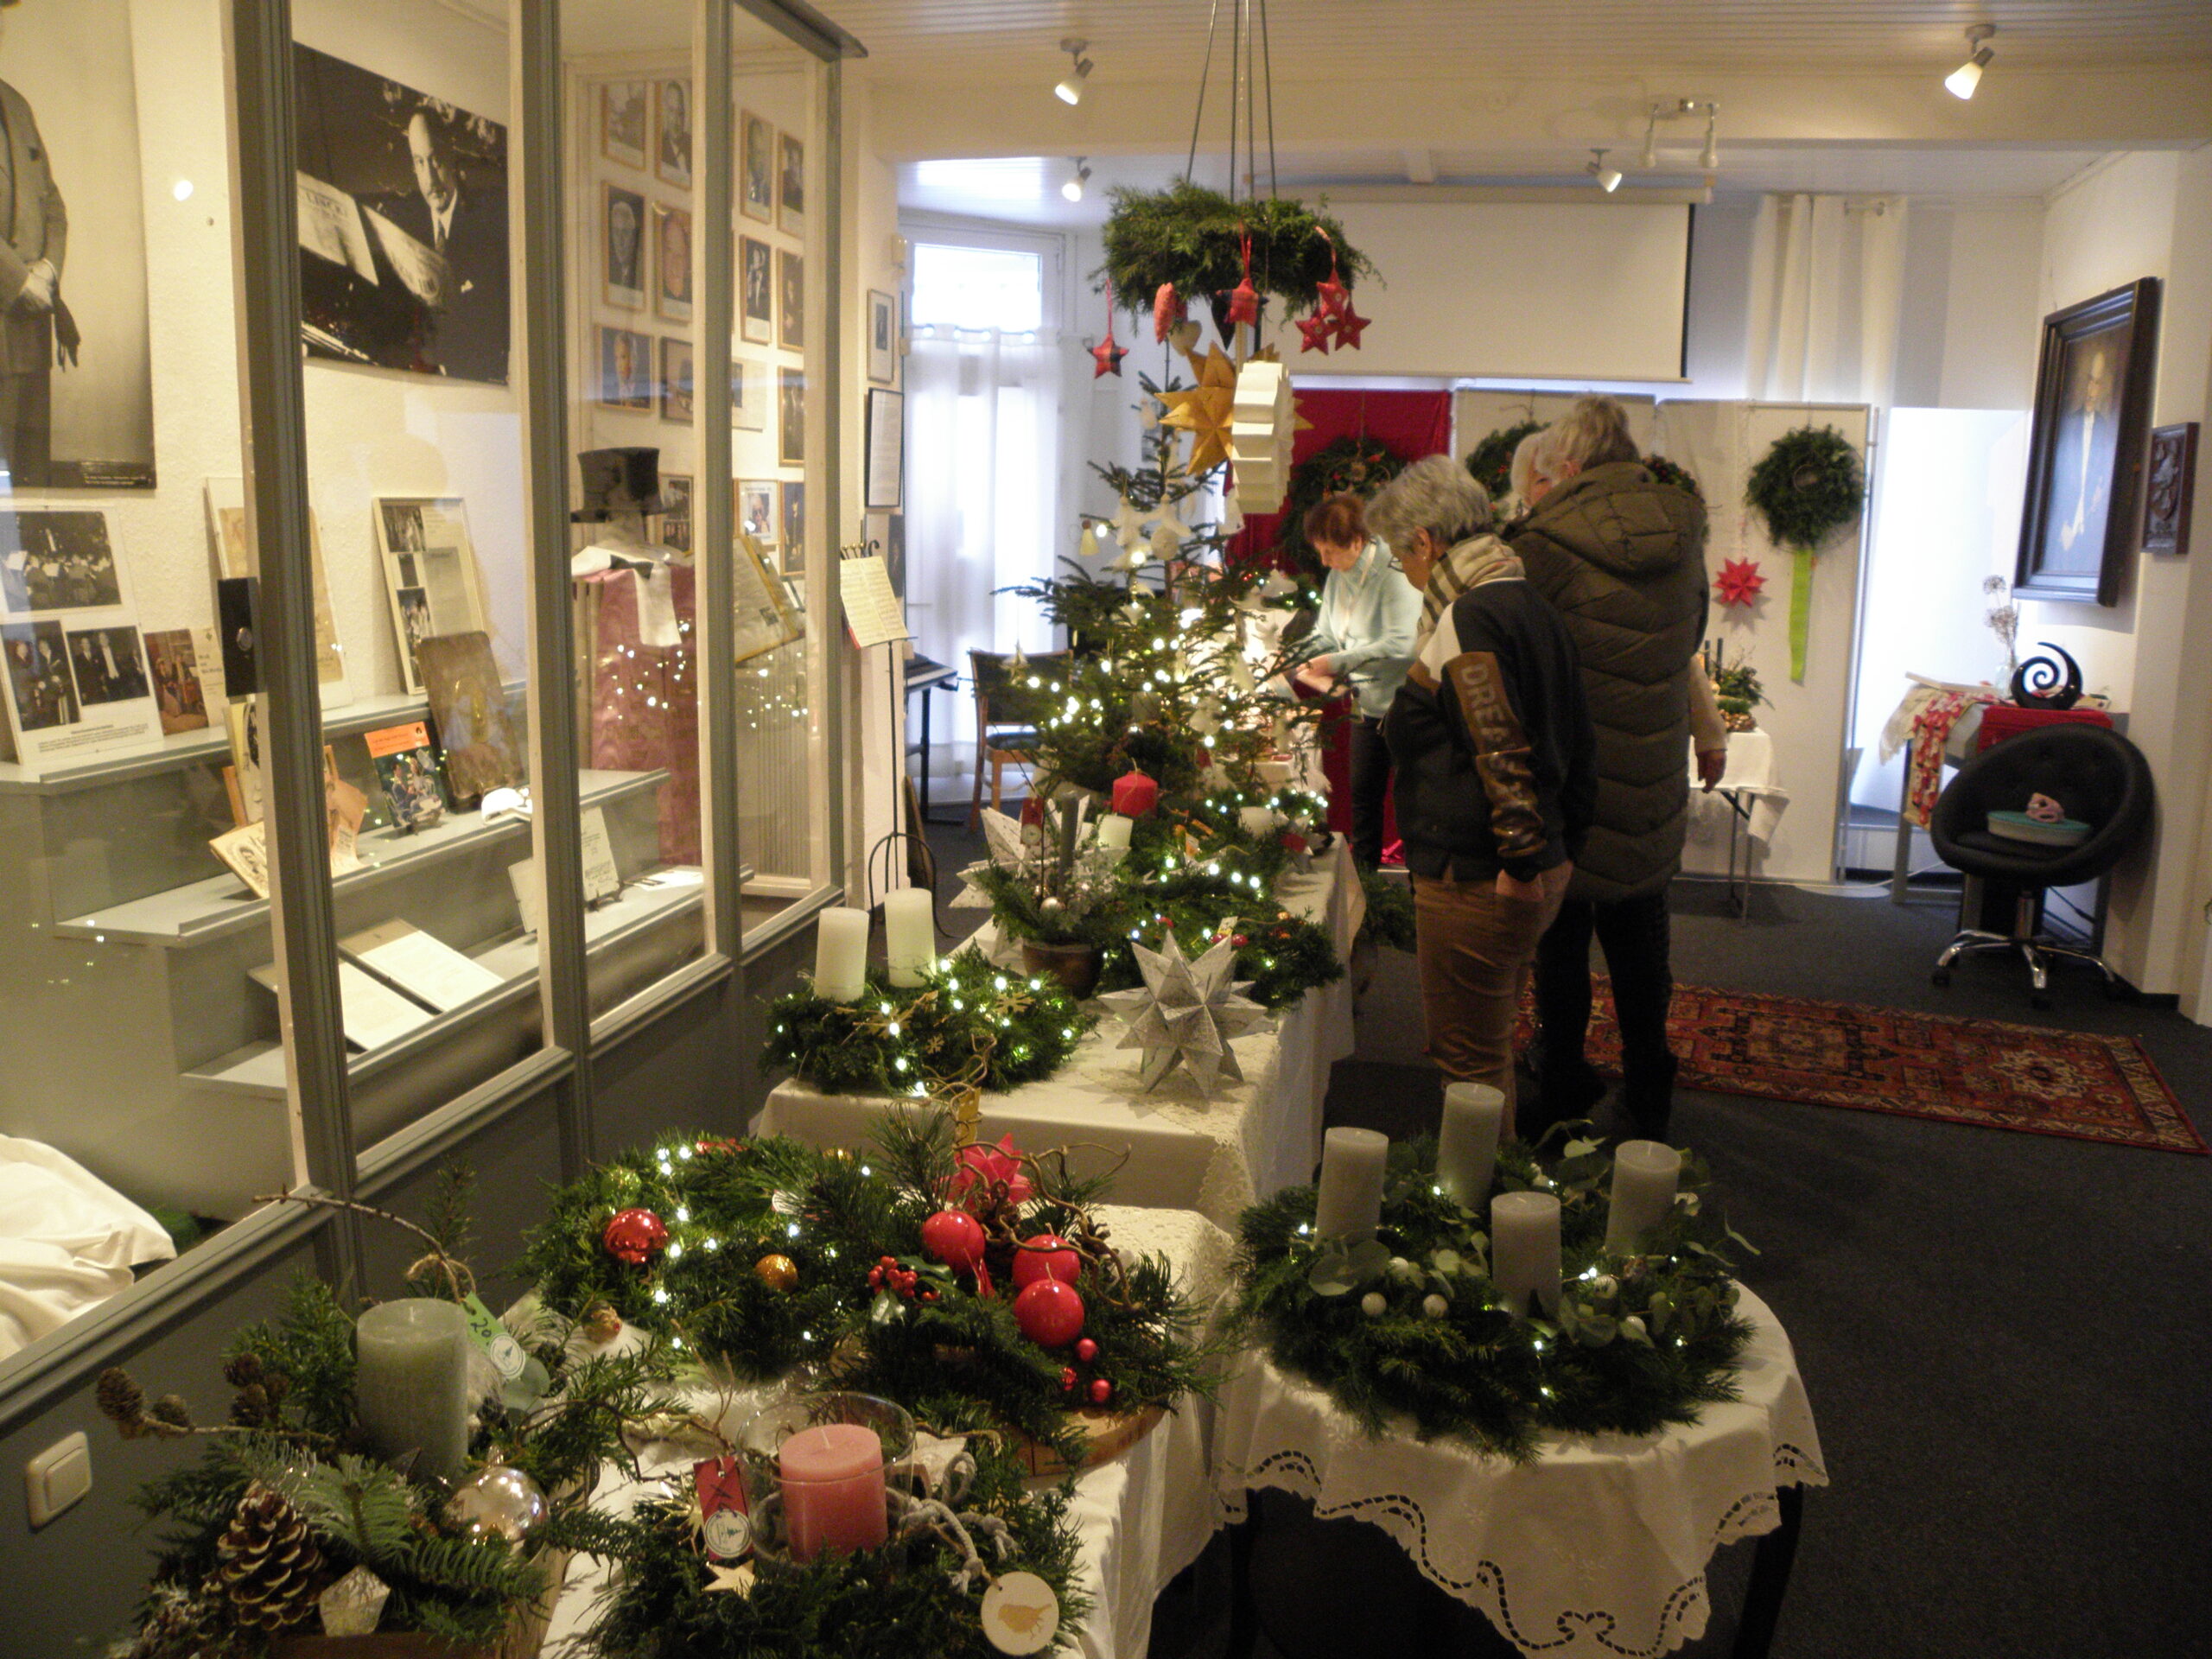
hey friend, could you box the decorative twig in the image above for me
[254,1190,477,1302]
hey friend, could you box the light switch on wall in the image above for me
[25,1431,91,1528]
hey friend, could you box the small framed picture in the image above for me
[777,130,805,235]
[653,203,692,322]
[865,387,903,511]
[604,182,645,309]
[732,354,767,431]
[659,474,693,554]
[779,480,807,574]
[741,235,773,344]
[867,289,897,385]
[779,367,805,467]
[738,479,777,548]
[659,337,695,425]
[778,248,804,351]
[601,80,648,171]
[741,111,774,222]
[654,78,692,190]
[598,326,652,410]
[2143,421,2198,556]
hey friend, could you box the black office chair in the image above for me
[1928,722,2153,1007]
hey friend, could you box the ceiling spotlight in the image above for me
[1054,37,1093,105]
[1061,157,1092,203]
[1586,148,1622,194]
[1946,24,1996,99]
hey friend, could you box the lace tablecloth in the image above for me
[755,845,1360,1229]
[539,1205,1236,1659]
[1211,1287,1827,1659]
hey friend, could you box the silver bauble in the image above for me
[444,1462,548,1543]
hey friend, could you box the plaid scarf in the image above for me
[1417,533,1523,647]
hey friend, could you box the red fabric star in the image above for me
[1153,283,1183,343]
[1313,276,1348,319]
[1090,332,1128,378]
[1296,307,1335,354]
[1225,276,1260,329]
[1331,299,1370,350]
[1715,557,1768,607]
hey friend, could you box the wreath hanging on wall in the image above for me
[1099,181,1374,340]
[1463,419,1543,505]
[1273,434,1408,579]
[1643,452,1705,501]
[1745,424,1865,683]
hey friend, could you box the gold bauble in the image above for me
[582,1303,623,1343]
[753,1253,799,1293]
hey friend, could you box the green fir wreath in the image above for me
[1097,181,1373,331]
[1231,1136,1756,1458]
[1463,419,1543,504]
[1643,451,1705,501]
[1274,434,1408,578]
[1744,423,1863,551]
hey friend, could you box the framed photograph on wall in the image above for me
[780,480,807,575]
[604,182,646,309]
[740,236,773,344]
[741,111,775,223]
[654,78,692,191]
[598,326,652,410]
[738,480,776,549]
[779,368,805,467]
[867,289,897,385]
[2142,422,2197,557]
[653,204,692,322]
[778,249,804,351]
[601,80,648,170]
[659,337,695,425]
[372,496,491,695]
[659,474,694,554]
[2014,276,2161,607]
[732,354,767,431]
[865,387,903,511]
[777,130,805,236]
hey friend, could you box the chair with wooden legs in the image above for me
[966,649,1069,828]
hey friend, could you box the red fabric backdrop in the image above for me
[1230,389,1452,845]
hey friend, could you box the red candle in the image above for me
[778,1422,887,1561]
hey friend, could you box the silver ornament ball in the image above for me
[1360,1291,1388,1319]
[444,1462,548,1543]
[1421,1294,1450,1320]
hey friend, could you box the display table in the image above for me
[537,1205,1236,1659]
[1687,730,1789,915]
[756,843,1363,1230]
[1211,1287,1827,1659]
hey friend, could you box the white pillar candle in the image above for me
[1490,1192,1562,1318]
[1237,805,1281,838]
[1313,1127,1389,1241]
[1604,1140,1683,1251]
[1096,813,1133,852]
[812,906,869,1002]
[883,888,935,988]
[355,1299,470,1483]
[1435,1082,1505,1207]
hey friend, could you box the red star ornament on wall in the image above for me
[1715,557,1768,608]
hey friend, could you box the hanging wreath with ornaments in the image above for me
[1274,434,1408,578]
[1745,424,1865,683]
[1098,181,1375,344]
[1643,451,1705,501]
[1464,419,1543,505]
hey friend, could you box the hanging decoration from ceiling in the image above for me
[1714,556,1768,609]
[1101,181,1373,346]
[1090,286,1128,378]
[1230,358,1295,513]
[1745,424,1866,683]
[1158,345,1242,477]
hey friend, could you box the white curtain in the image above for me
[906,326,1066,753]
[1743,194,1910,406]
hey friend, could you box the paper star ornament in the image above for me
[1158,346,1240,477]
[953,806,1033,906]
[1096,927,1268,1095]
[1715,557,1768,608]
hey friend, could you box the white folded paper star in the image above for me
[1096,927,1268,1096]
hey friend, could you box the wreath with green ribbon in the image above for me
[1745,425,1864,682]
[1463,419,1542,505]
[1273,434,1408,578]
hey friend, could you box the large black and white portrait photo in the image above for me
[292,42,511,385]
[0,0,158,490]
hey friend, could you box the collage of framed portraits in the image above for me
[595,79,696,427]
[737,107,809,570]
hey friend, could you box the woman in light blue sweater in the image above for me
[1284,493,1423,868]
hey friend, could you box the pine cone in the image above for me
[213,1483,325,1632]
[95,1367,146,1434]
[125,1583,220,1659]
[149,1395,194,1434]
[223,1352,264,1389]
[230,1382,271,1427]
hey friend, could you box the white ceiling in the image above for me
[831,0,2212,80]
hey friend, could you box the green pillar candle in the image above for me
[355,1299,471,1484]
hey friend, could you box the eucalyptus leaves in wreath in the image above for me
[1745,424,1866,682]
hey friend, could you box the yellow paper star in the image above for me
[1158,346,1239,478]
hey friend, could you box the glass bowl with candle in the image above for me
[737,1391,916,1569]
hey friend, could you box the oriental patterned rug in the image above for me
[1515,982,2206,1154]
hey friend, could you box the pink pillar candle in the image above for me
[778,1422,887,1561]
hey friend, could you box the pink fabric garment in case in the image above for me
[582,563,701,865]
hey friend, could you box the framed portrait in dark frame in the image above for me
[2013,277,2160,607]
[2142,422,2197,557]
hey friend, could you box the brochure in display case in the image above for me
[0,510,164,772]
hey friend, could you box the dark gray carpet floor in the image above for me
[919,819,2212,1658]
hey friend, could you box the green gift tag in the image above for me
[463,1294,550,1410]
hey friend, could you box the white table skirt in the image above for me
[1688,728,1789,848]
[539,1206,1236,1659]
[755,843,1361,1230]
[1210,1286,1827,1659]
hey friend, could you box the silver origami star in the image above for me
[1096,927,1268,1096]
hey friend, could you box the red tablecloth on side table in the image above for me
[1975,704,2113,751]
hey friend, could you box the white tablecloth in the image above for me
[1210,1286,1827,1659]
[1689,728,1789,846]
[755,843,1361,1230]
[539,1205,1236,1659]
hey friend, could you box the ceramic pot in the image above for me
[1020,938,1101,997]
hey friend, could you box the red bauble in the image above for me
[1074,1338,1099,1363]
[1013,1279,1086,1347]
[1089,1378,1113,1407]
[1011,1233,1081,1290]
[920,1208,988,1274]
[1059,1366,1078,1393]
[602,1208,669,1266]
[1112,769,1160,818]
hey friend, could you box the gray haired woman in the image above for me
[1368,455,1597,1129]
